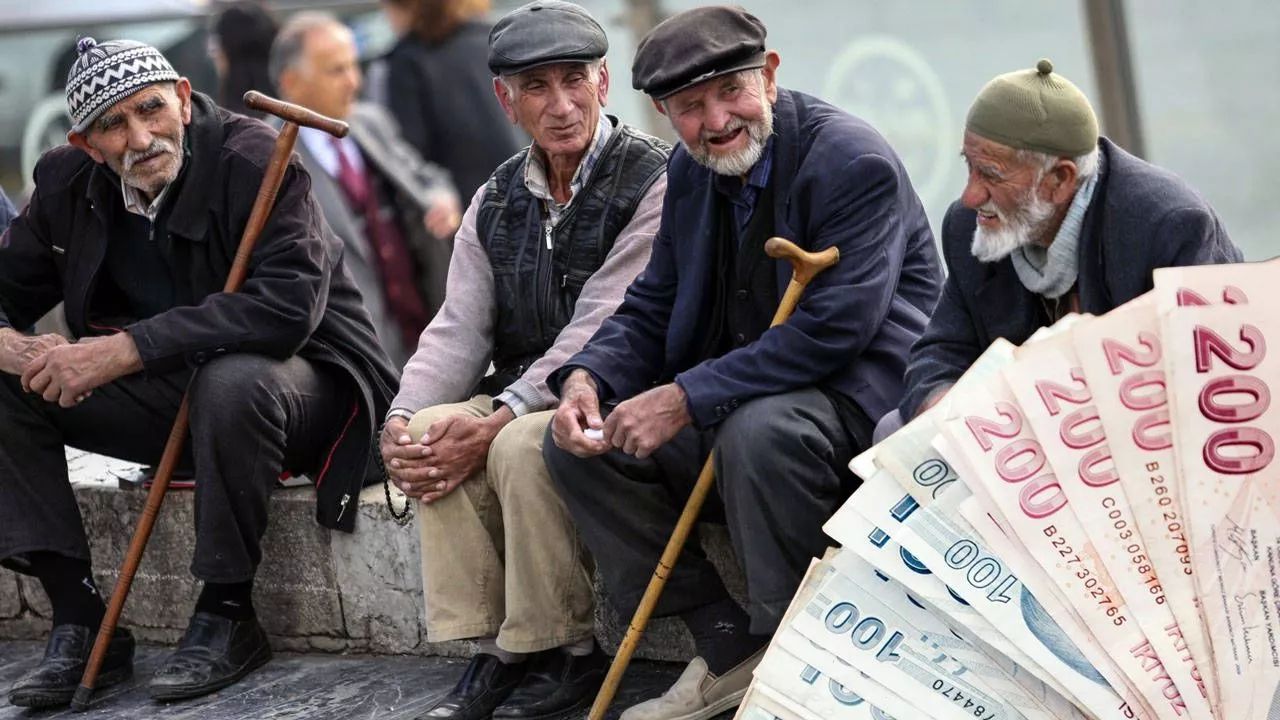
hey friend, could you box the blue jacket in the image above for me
[901,137,1243,419]
[552,88,942,427]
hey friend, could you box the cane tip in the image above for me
[71,686,94,712]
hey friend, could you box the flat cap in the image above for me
[632,6,767,99]
[488,1,607,76]
[966,58,1099,157]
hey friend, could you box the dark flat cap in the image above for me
[488,0,608,76]
[632,6,767,99]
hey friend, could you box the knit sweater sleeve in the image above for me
[389,185,494,413]
[501,173,667,413]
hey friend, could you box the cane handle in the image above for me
[764,237,840,285]
[243,91,349,138]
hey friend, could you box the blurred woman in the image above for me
[209,2,279,118]
[378,0,520,199]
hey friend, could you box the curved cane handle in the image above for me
[765,237,841,285]
[243,91,349,138]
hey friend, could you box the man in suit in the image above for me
[271,12,461,365]
[896,59,1242,425]
[542,8,942,719]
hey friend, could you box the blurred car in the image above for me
[0,0,386,196]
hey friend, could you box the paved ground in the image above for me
[0,642,691,720]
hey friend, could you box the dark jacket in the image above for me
[381,23,521,198]
[552,89,943,427]
[0,93,399,532]
[901,137,1243,419]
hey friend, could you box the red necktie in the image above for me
[330,136,370,208]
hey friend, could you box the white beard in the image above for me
[683,92,774,177]
[970,190,1056,263]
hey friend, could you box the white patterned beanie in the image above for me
[65,37,180,134]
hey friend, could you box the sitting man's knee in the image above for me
[190,354,288,419]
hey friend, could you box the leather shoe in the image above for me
[417,653,528,720]
[149,612,271,702]
[8,624,134,708]
[494,643,607,720]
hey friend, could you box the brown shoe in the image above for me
[619,649,764,720]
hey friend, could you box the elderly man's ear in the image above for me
[1043,159,1080,205]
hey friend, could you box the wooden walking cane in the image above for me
[588,237,840,720]
[70,91,348,712]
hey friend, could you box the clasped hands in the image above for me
[381,406,514,504]
[550,369,692,459]
[0,329,142,407]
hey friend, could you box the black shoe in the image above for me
[493,643,607,720]
[149,612,271,702]
[417,653,529,720]
[7,624,135,709]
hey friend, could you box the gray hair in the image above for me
[268,11,348,86]
[499,58,604,100]
[1016,146,1100,183]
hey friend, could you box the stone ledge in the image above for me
[0,452,745,661]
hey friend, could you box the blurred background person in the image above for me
[208,1,280,118]
[272,12,462,366]
[376,0,521,199]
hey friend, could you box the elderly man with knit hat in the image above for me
[0,39,397,706]
[543,7,941,719]
[898,59,1242,421]
[377,2,669,719]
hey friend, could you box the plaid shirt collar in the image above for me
[524,113,613,223]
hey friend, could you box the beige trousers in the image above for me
[411,396,595,653]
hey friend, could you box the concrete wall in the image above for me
[0,453,746,661]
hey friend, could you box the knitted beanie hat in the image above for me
[65,37,180,134]
[965,58,1098,157]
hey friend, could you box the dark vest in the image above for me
[698,173,778,362]
[476,119,669,388]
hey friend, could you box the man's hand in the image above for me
[381,409,514,503]
[916,383,953,417]
[21,333,142,407]
[603,382,691,459]
[381,416,433,498]
[0,329,68,376]
[551,369,610,458]
[415,408,513,503]
[423,192,462,239]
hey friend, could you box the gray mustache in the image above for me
[123,139,177,171]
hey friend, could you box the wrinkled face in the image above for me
[660,52,779,177]
[960,131,1058,262]
[70,80,193,199]
[280,24,362,121]
[496,60,609,163]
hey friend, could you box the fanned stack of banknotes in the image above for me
[736,259,1280,720]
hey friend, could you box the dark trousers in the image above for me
[0,353,349,584]
[543,388,863,635]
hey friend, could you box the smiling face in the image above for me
[960,131,1078,262]
[68,79,193,200]
[658,51,779,177]
[495,60,609,164]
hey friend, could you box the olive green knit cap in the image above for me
[965,58,1098,157]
